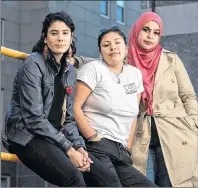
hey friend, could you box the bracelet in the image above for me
[87,131,98,141]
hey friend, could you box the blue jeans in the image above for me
[146,147,172,187]
[146,117,172,187]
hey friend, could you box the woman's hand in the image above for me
[77,147,93,172]
[77,147,93,164]
[66,147,86,171]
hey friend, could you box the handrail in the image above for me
[1,152,20,163]
[1,46,29,162]
[0,46,29,60]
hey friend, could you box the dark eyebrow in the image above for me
[114,38,122,40]
[143,26,160,32]
[102,40,110,43]
[49,29,70,32]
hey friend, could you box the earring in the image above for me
[68,46,72,55]
[43,43,48,58]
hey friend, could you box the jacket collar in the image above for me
[45,49,61,75]
[154,49,172,85]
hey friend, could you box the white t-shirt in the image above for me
[77,60,144,147]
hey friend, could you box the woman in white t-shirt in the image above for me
[74,26,156,187]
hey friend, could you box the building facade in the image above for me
[1,0,198,187]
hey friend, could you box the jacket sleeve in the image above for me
[174,54,198,121]
[61,68,86,150]
[74,56,98,68]
[18,57,73,153]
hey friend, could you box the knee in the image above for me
[84,171,122,187]
[62,169,86,187]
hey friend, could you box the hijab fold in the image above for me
[128,12,163,115]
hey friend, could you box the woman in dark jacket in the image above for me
[4,11,91,187]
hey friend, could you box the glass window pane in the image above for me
[100,0,108,16]
[116,1,124,7]
[117,6,124,22]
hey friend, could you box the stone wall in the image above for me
[161,32,198,94]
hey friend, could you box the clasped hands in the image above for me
[66,147,93,172]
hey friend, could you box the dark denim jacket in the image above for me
[5,52,85,152]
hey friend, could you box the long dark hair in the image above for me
[32,11,76,56]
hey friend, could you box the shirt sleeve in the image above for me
[77,62,101,90]
[136,69,144,94]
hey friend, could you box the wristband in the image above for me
[87,131,98,141]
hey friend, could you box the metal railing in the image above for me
[1,46,29,60]
[1,46,29,162]
[1,152,20,163]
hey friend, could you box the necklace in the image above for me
[111,71,121,84]
[102,60,122,84]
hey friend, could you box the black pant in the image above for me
[10,137,86,187]
[85,138,157,187]
[10,136,135,187]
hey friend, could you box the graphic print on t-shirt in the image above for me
[123,83,137,94]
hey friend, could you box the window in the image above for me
[100,0,109,17]
[1,176,10,188]
[1,18,5,60]
[116,1,125,23]
[145,0,151,8]
[140,0,151,9]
